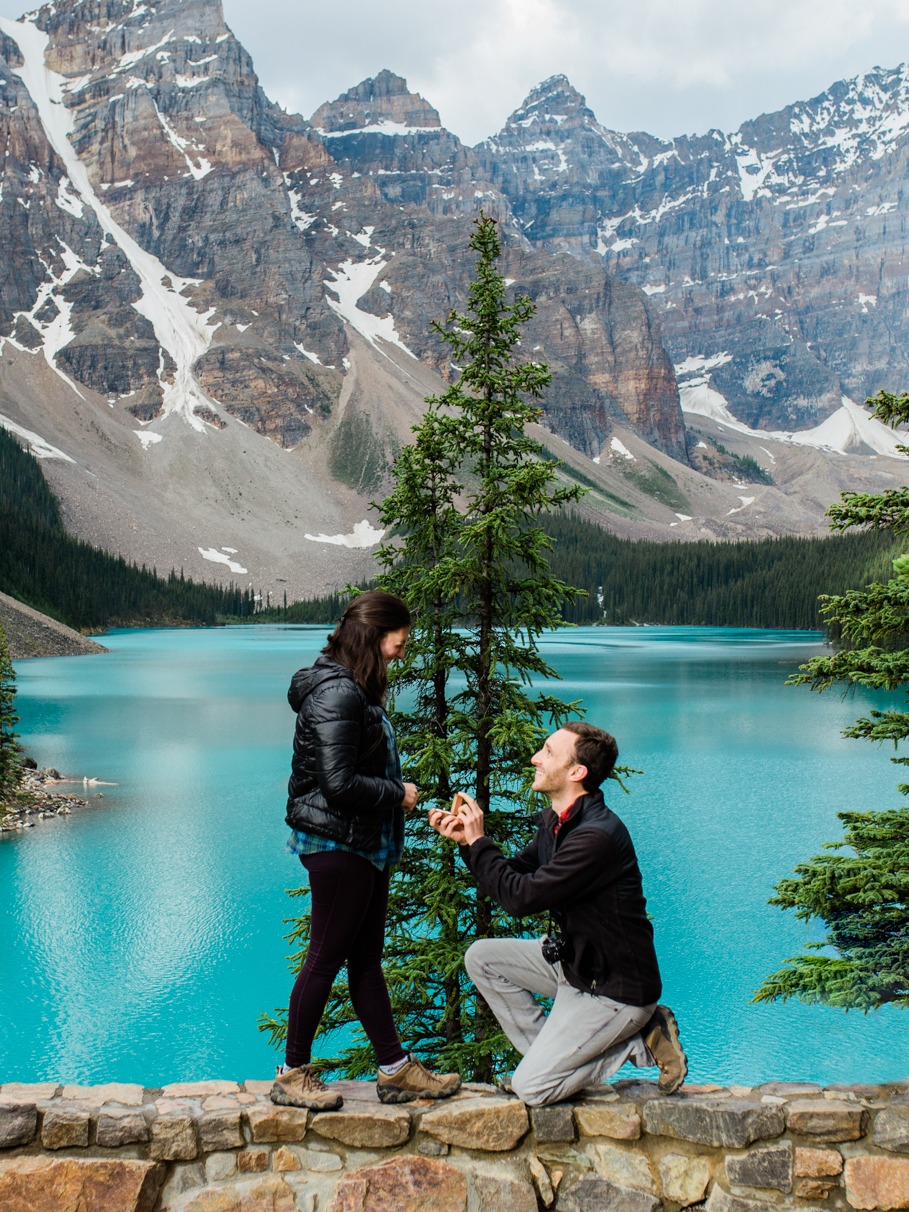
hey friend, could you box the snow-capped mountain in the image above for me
[0,0,907,597]
[480,70,909,441]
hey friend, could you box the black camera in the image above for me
[541,933,565,964]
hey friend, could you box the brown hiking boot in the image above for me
[643,1005,688,1094]
[376,1054,462,1104]
[270,1064,343,1111]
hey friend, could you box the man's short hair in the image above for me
[562,721,619,790]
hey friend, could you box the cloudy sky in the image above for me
[218,0,909,143]
[3,0,909,142]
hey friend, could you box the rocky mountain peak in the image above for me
[506,73,593,127]
[311,70,442,134]
[477,55,909,439]
[479,71,645,185]
[725,62,909,203]
[38,0,232,73]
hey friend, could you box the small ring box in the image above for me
[451,792,469,816]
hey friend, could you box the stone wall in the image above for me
[1,1076,908,1212]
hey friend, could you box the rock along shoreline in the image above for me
[0,764,104,834]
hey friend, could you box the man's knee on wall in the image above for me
[511,1068,558,1107]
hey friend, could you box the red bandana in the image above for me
[553,806,573,836]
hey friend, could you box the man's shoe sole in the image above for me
[653,1005,687,1095]
[269,1082,343,1111]
[377,1080,461,1105]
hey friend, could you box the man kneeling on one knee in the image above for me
[429,721,687,1107]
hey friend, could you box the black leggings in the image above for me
[284,849,406,1069]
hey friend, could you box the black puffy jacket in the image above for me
[285,654,405,851]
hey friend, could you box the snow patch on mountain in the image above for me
[0,240,99,398]
[674,353,734,378]
[0,413,74,461]
[0,15,220,431]
[135,431,163,449]
[319,121,440,138]
[324,254,414,359]
[150,95,212,179]
[789,396,907,457]
[114,28,175,73]
[680,372,904,457]
[54,175,83,217]
[732,140,780,202]
[198,546,247,573]
[286,186,317,232]
[304,520,385,548]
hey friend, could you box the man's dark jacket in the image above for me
[286,655,405,851]
[462,790,661,1005]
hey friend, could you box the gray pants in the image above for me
[465,937,656,1106]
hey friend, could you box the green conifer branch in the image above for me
[0,625,22,799]
[759,382,909,1010]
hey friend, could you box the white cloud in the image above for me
[3,0,909,143]
[215,0,909,143]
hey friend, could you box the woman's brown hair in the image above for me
[323,591,411,703]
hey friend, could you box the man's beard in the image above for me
[533,768,566,795]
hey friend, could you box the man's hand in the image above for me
[401,782,419,811]
[428,793,485,845]
[428,807,466,843]
[455,794,485,844]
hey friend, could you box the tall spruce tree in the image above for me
[0,624,22,799]
[261,215,595,1081]
[753,389,909,1010]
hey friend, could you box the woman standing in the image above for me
[271,591,461,1110]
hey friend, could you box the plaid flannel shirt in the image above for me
[286,710,405,871]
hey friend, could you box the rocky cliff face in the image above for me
[281,70,688,460]
[0,0,344,445]
[0,9,685,471]
[478,71,909,433]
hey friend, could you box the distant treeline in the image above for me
[546,512,901,629]
[254,584,368,626]
[0,426,257,630]
[257,515,900,632]
[2,424,900,634]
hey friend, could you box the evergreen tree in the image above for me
[261,214,592,1081]
[0,624,22,798]
[754,389,909,1010]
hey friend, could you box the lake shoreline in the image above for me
[0,765,92,835]
[1,592,109,659]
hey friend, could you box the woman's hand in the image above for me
[401,782,419,811]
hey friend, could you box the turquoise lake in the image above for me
[2,624,907,1089]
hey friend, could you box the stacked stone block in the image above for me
[1,1076,908,1211]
